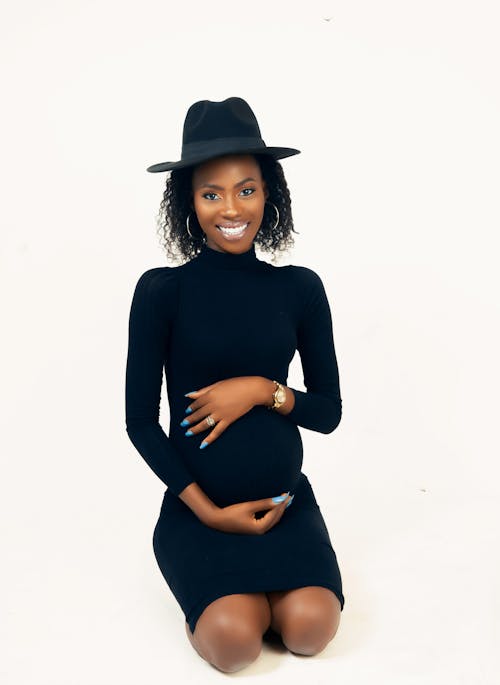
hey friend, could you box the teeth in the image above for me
[217,223,248,234]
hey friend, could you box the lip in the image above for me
[216,222,249,241]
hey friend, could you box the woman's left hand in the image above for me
[181,376,265,448]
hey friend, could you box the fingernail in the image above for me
[185,430,193,437]
[185,407,192,414]
[285,494,295,508]
[180,419,189,427]
[200,441,208,449]
[272,491,290,504]
[184,391,197,396]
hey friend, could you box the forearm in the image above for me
[125,419,197,497]
[252,376,341,433]
[178,481,220,525]
[252,376,295,416]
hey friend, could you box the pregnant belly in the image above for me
[180,406,303,507]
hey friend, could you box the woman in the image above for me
[125,97,345,672]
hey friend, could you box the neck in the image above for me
[194,241,261,270]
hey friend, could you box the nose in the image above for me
[221,195,240,217]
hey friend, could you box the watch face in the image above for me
[276,388,286,402]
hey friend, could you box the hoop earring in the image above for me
[186,212,207,242]
[265,201,280,230]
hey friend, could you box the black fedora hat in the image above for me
[146,96,301,173]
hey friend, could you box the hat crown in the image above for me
[183,97,262,145]
[146,96,300,173]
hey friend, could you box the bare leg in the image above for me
[266,586,341,655]
[185,592,272,672]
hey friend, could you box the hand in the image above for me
[182,377,262,448]
[203,493,294,535]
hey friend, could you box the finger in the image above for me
[264,501,289,530]
[254,495,291,532]
[197,420,229,448]
[184,382,218,398]
[248,493,290,511]
[271,494,292,519]
[184,394,206,412]
[254,506,283,534]
[182,398,208,418]
[274,495,292,521]
[180,406,215,434]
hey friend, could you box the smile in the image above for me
[216,222,249,236]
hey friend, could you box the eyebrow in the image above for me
[197,176,257,190]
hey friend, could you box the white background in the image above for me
[1,1,499,682]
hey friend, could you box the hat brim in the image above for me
[146,146,301,173]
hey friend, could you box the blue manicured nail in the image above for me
[200,441,208,449]
[285,494,295,508]
[184,391,197,396]
[185,406,192,414]
[272,492,289,504]
[185,430,193,437]
[180,419,189,427]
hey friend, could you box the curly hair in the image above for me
[155,153,300,265]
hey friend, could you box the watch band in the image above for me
[268,380,286,410]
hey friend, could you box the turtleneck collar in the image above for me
[194,241,262,270]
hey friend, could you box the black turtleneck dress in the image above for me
[125,242,344,634]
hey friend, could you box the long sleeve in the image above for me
[283,267,342,434]
[125,268,196,496]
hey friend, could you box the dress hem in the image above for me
[185,576,345,634]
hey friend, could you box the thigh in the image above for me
[266,586,341,636]
[186,592,271,662]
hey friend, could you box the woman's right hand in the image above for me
[203,492,293,535]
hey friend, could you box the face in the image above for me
[191,154,268,253]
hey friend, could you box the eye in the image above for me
[201,187,256,201]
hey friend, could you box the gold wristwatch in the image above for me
[268,380,286,410]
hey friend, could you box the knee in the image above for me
[281,603,339,656]
[207,619,263,673]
